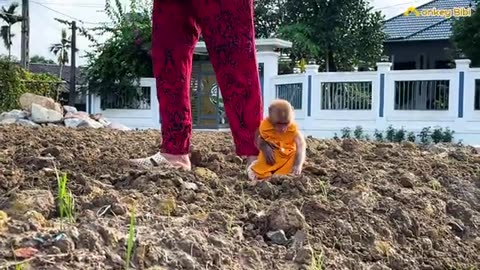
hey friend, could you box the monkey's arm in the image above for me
[293,132,306,168]
[254,129,276,165]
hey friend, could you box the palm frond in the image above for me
[0,25,9,49]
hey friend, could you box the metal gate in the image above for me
[191,61,264,129]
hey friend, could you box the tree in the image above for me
[0,2,23,60]
[254,0,386,71]
[30,55,56,64]
[451,1,480,66]
[49,29,72,79]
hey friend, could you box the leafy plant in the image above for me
[385,125,395,142]
[431,127,444,144]
[0,2,23,59]
[394,127,406,143]
[56,172,75,224]
[373,129,384,142]
[407,132,416,142]
[418,127,432,145]
[333,133,339,140]
[353,126,364,139]
[125,207,136,270]
[442,127,455,143]
[309,249,325,270]
[341,127,351,139]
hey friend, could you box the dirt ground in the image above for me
[1,125,480,270]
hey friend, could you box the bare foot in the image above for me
[246,155,257,166]
[130,152,191,171]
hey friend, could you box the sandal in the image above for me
[246,160,258,181]
[130,152,173,169]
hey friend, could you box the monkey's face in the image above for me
[271,107,291,133]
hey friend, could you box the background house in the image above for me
[383,0,475,70]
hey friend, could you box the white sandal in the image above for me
[130,152,173,169]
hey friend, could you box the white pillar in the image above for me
[257,51,280,117]
[376,62,392,129]
[454,59,471,130]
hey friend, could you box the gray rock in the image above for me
[0,118,16,125]
[64,118,85,128]
[182,182,198,191]
[294,245,313,264]
[31,103,63,123]
[266,230,289,245]
[107,122,131,131]
[0,109,28,121]
[77,118,104,129]
[19,93,62,113]
[63,105,78,114]
[16,119,40,128]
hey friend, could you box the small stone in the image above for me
[179,253,197,269]
[53,234,75,253]
[194,167,218,181]
[294,245,313,264]
[107,122,131,131]
[19,93,62,113]
[182,182,198,191]
[41,147,61,157]
[5,189,54,218]
[111,203,128,216]
[16,119,40,127]
[77,118,104,129]
[0,118,16,125]
[267,202,306,237]
[421,237,433,250]
[402,141,416,149]
[64,118,84,128]
[63,105,77,113]
[399,172,416,188]
[0,110,28,121]
[266,230,289,245]
[64,111,90,120]
[291,230,307,249]
[31,103,63,123]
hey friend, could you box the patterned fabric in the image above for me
[151,0,263,156]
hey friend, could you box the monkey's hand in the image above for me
[259,139,276,165]
[291,165,302,176]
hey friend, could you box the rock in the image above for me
[0,118,16,125]
[4,189,54,218]
[63,105,77,113]
[31,103,63,123]
[107,122,131,131]
[266,230,289,245]
[267,202,306,237]
[179,253,197,269]
[182,182,198,191]
[402,141,416,149]
[64,118,85,128]
[0,109,28,121]
[41,147,61,157]
[64,111,90,120]
[194,167,218,181]
[19,93,62,114]
[16,119,41,127]
[421,237,433,250]
[53,233,75,253]
[294,245,313,264]
[428,144,448,154]
[291,230,307,249]
[77,118,104,129]
[399,172,416,188]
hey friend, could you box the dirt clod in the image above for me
[1,126,480,269]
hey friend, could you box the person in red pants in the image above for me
[131,0,263,170]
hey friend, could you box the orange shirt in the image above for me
[251,119,298,179]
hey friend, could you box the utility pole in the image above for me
[69,21,77,106]
[20,0,30,69]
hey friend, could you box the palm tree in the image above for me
[49,29,71,79]
[0,2,23,60]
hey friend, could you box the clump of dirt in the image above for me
[1,125,480,270]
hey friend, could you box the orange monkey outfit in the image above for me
[250,119,298,179]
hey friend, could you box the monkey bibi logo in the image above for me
[404,6,420,16]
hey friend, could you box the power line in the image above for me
[30,1,104,25]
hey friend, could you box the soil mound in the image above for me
[1,125,480,270]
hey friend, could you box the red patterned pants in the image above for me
[151,0,263,156]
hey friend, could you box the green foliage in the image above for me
[341,127,352,139]
[385,125,395,142]
[78,0,153,104]
[353,126,364,139]
[443,127,455,143]
[407,132,416,142]
[254,0,386,71]
[30,55,56,64]
[418,127,432,145]
[55,170,75,225]
[0,57,61,111]
[451,3,480,66]
[126,207,136,270]
[374,129,384,142]
[394,127,406,143]
[431,127,444,144]
[0,2,22,58]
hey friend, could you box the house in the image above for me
[382,0,476,70]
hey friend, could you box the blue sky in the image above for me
[0,0,428,66]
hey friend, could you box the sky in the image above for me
[0,0,430,66]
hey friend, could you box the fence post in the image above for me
[257,51,280,117]
[305,64,319,118]
[376,62,392,130]
[454,59,471,131]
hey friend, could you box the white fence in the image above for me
[86,59,480,145]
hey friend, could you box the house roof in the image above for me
[383,0,475,42]
[28,63,86,85]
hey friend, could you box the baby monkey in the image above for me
[247,99,306,180]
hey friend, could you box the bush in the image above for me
[0,57,61,111]
[341,127,352,139]
[394,127,406,143]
